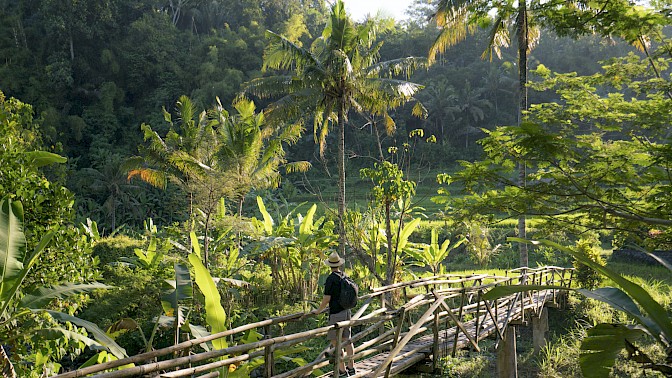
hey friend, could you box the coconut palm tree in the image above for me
[429,0,540,266]
[214,98,309,217]
[244,0,425,255]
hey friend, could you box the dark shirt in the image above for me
[325,271,345,314]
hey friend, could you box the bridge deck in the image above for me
[319,290,555,377]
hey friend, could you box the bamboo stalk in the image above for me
[87,325,333,378]
[53,312,308,378]
[372,297,444,378]
[196,372,219,378]
[158,351,263,377]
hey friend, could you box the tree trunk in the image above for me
[372,118,385,161]
[337,102,347,257]
[517,0,529,268]
[385,201,393,286]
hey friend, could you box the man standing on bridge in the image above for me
[311,251,356,377]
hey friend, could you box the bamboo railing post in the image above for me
[474,289,482,342]
[333,327,344,378]
[263,325,274,378]
[432,304,440,372]
[380,294,387,338]
[386,308,406,377]
[452,287,465,357]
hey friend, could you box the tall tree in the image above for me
[244,0,425,256]
[429,0,542,266]
[438,56,672,250]
[427,0,661,266]
[215,98,309,216]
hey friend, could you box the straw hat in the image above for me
[324,251,344,267]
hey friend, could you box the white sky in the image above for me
[342,0,414,22]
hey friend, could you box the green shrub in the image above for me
[572,234,605,289]
[92,235,144,265]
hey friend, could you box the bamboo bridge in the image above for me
[54,266,573,378]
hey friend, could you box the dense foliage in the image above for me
[2,0,672,376]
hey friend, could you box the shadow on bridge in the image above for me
[53,266,573,378]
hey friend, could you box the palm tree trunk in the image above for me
[517,0,529,268]
[372,118,385,161]
[385,201,393,286]
[337,102,347,256]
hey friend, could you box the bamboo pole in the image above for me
[373,297,444,378]
[196,372,219,378]
[53,312,309,378]
[158,351,263,378]
[385,308,406,378]
[264,325,274,378]
[333,327,343,378]
[86,325,333,378]
[432,303,440,371]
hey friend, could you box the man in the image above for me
[311,251,356,377]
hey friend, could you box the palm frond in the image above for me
[283,161,312,174]
[429,3,473,63]
[481,16,510,61]
[127,168,167,189]
[263,30,319,72]
[367,57,428,79]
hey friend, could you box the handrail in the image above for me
[53,266,573,378]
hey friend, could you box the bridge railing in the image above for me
[52,267,573,378]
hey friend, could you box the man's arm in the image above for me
[311,295,331,315]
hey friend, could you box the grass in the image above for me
[288,167,455,216]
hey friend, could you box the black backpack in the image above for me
[338,273,359,310]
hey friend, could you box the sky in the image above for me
[342,0,414,22]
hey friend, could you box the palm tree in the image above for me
[429,0,541,266]
[129,96,305,264]
[128,96,231,265]
[420,79,460,142]
[214,98,309,216]
[428,0,659,266]
[454,80,492,148]
[81,154,140,231]
[244,0,425,255]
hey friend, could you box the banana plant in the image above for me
[0,196,125,375]
[405,228,466,275]
[189,231,228,350]
[483,238,672,377]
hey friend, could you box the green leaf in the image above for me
[579,323,646,378]
[577,287,642,319]
[20,282,111,309]
[0,197,54,317]
[298,204,317,237]
[256,196,274,235]
[36,327,105,350]
[398,218,421,248]
[188,253,228,350]
[46,310,128,358]
[161,262,192,315]
[24,151,67,167]
[0,197,27,311]
[188,323,211,352]
[190,232,202,259]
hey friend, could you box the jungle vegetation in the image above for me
[1,0,672,376]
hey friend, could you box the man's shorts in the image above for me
[327,309,352,341]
